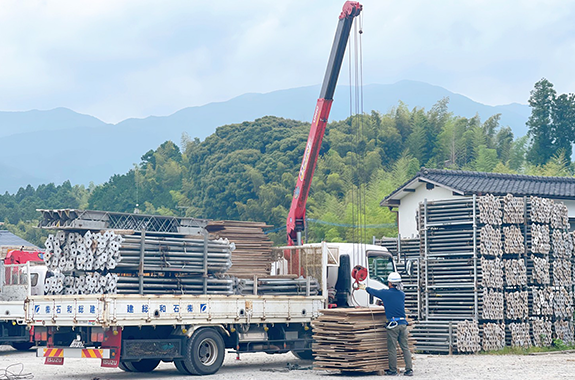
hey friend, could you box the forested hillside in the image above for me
[2,79,574,246]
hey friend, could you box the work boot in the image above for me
[384,369,399,376]
[403,369,413,376]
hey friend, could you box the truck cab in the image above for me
[275,242,396,308]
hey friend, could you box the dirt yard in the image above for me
[1,346,575,379]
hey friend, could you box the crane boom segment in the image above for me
[286,1,362,246]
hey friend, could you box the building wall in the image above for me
[397,185,456,238]
[397,188,575,237]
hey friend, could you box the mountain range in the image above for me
[0,80,530,193]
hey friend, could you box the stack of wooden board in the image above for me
[206,220,274,278]
[312,307,414,373]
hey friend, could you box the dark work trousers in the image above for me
[386,324,412,373]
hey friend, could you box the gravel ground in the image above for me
[1,346,575,379]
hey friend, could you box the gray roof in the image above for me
[381,168,575,206]
[0,230,38,249]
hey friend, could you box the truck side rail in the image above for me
[26,294,324,327]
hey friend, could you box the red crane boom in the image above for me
[286,1,362,246]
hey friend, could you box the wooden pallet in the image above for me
[312,307,415,373]
[207,220,274,278]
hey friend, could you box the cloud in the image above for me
[0,0,574,122]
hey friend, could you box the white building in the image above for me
[381,168,575,238]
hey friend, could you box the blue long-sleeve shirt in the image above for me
[366,287,408,325]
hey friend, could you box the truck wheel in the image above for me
[11,342,34,351]
[183,328,225,375]
[174,359,196,375]
[292,349,315,360]
[129,359,160,372]
[118,362,135,372]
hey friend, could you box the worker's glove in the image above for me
[358,283,367,291]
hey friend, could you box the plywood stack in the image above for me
[206,220,274,278]
[312,308,414,373]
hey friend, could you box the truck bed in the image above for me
[26,294,324,327]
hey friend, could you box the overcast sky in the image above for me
[0,0,573,124]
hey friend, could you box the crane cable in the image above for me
[347,12,367,271]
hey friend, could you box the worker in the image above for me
[359,272,413,376]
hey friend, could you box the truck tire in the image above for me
[291,349,315,360]
[183,328,225,375]
[118,362,135,372]
[174,359,196,375]
[128,359,160,372]
[11,342,34,351]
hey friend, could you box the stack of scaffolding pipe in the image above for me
[554,319,575,344]
[503,194,524,224]
[504,259,527,286]
[480,225,502,257]
[42,230,235,295]
[508,322,531,348]
[235,277,320,296]
[503,226,524,254]
[505,291,528,320]
[478,194,502,225]
[115,276,235,295]
[527,255,550,285]
[552,260,572,287]
[531,318,553,347]
[482,289,504,320]
[530,224,550,255]
[456,320,481,353]
[481,322,505,351]
[481,257,503,289]
[531,287,554,316]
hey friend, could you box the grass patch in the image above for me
[481,339,575,355]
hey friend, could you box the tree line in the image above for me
[2,78,574,246]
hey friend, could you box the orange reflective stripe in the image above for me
[81,349,103,358]
[45,348,64,357]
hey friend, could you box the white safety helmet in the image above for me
[387,272,402,284]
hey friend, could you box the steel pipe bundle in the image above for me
[478,194,502,225]
[508,322,531,348]
[234,277,320,296]
[503,226,524,254]
[44,230,124,272]
[530,196,553,224]
[503,194,525,224]
[528,255,550,285]
[531,287,554,316]
[530,224,550,254]
[552,230,573,260]
[531,318,553,347]
[482,289,504,320]
[43,229,235,295]
[552,260,572,287]
[553,287,573,319]
[480,225,502,257]
[550,202,569,229]
[504,259,527,286]
[456,320,481,353]
[481,257,503,289]
[554,319,574,344]
[505,291,528,320]
[115,276,235,295]
[481,322,505,351]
